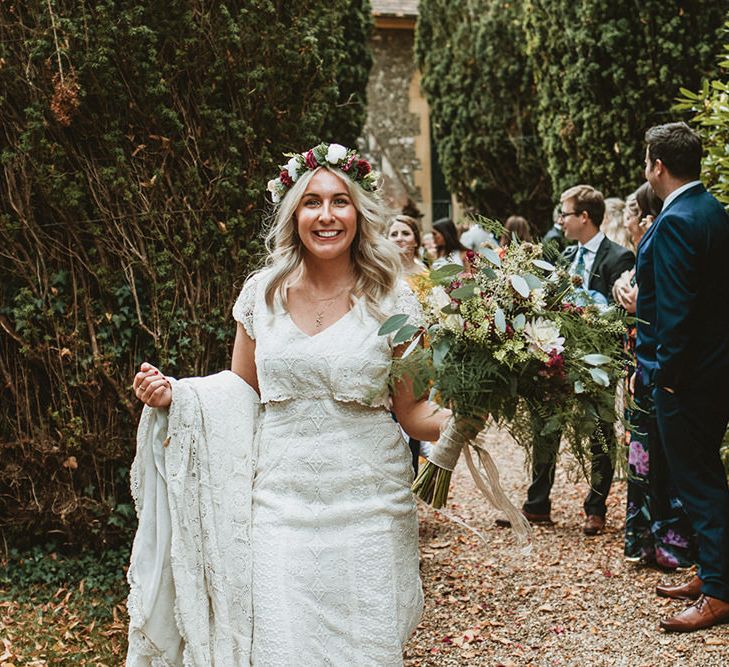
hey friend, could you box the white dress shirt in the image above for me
[570,230,605,289]
[661,180,702,211]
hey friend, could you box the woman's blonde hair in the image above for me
[260,166,402,320]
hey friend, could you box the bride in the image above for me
[128,143,448,666]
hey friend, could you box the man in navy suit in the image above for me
[638,122,729,632]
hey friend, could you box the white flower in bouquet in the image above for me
[523,317,565,356]
[326,143,348,164]
[529,287,547,310]
[429,285,451,314]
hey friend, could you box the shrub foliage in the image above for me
[416,0,553,228]
[0,0,372,547]
[523,0,729,196]
[676,21,729,208]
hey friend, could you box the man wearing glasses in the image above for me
[521,184,634,535]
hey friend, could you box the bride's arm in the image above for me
[231,323,260,395]
[390,348,449,441]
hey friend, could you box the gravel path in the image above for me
[404,426,729,666]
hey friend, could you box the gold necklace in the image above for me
[307,286,351,329]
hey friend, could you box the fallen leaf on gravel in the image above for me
[537,604,554,612]
[704,637,728,646]
[429,541,451,549]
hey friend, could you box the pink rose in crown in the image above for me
[304,149,319,170]
[279,169,293,188]
[342,155,357,173]
[357,159,371,178]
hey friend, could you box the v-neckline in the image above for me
[286,303,356,339]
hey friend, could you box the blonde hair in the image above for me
[260,166,402,320]
[601,197,631,250]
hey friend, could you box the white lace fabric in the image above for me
[128,276,424,666]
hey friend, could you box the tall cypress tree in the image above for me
[417,0,552,227]
[523,0,729,196]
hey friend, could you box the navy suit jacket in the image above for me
[636,183,729,391]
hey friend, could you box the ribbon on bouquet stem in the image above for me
[429,416,532,554]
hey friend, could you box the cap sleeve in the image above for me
[393,279,426,329]
[232,274,259,340]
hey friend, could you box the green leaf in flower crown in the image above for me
[532,259,556,272]
[393,324,421,345]
[513,313,526,330]
[449,283,478,300]
[432,336,451,368]
[481,247,502,267]
[401,333,423,358]
[430,264,463,283]
[510,275,530,298]
[378,313,409,336]
[494,307,507,332]
[581,353,612,366]
[589,367,610,387]
[522,273,542,290]
[574,380,585,394]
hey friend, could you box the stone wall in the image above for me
[362,27,432,226]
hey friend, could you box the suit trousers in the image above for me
[523,408,615,517]
[655,386,729,602]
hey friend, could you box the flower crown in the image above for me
[266,142,378,203]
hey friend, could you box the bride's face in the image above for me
[295,169,358,262]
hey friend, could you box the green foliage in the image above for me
[523,0,729,197]
[0,1,372,547]
[416,0,553,229]
[675,22,729,207]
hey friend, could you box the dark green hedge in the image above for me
[0,0,372,547]
[523,0,729,196]
[417,0,728,227]
[417,0,553,228]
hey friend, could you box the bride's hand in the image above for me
[133,362,172,408]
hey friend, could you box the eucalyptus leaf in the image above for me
[574,380,585,394]
[532,259,556,272]
[510,274,530,298]
[480,267,497,280]
[582,353,612,366]
[430,263,463,283]
[378,313,409,336]
[513,313,526,330]
[494,307,506,332]
[449,283,479,300]
[589,367,610,387]
[401,333,423,359]
[481,247,502,267]
[522,273,542,290]
[432,337,451,368]
[393,324,421,345]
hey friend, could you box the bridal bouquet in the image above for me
[381,221,626,511]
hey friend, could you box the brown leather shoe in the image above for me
[656,575,702,601]
[495,510,553,527]
[583,514,605,535]
[660,594,729,632]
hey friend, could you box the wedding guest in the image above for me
[499,215,533,246]
[601,197,630,249]
[638,122,729,632]
[542,204,569,262]
[387,214,426,276]
[617,183,695,570]
[127,142,450,663]
[430,218,469,268]
[460,219,496,252]
[521,185,634,535]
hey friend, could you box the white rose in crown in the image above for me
[523,317,565,356]
[286,157,300,181]
[267,178,282,203]
[326,143,348,164]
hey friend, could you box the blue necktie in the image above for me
[573,246,588,285]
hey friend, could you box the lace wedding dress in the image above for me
[232,271,424,666]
